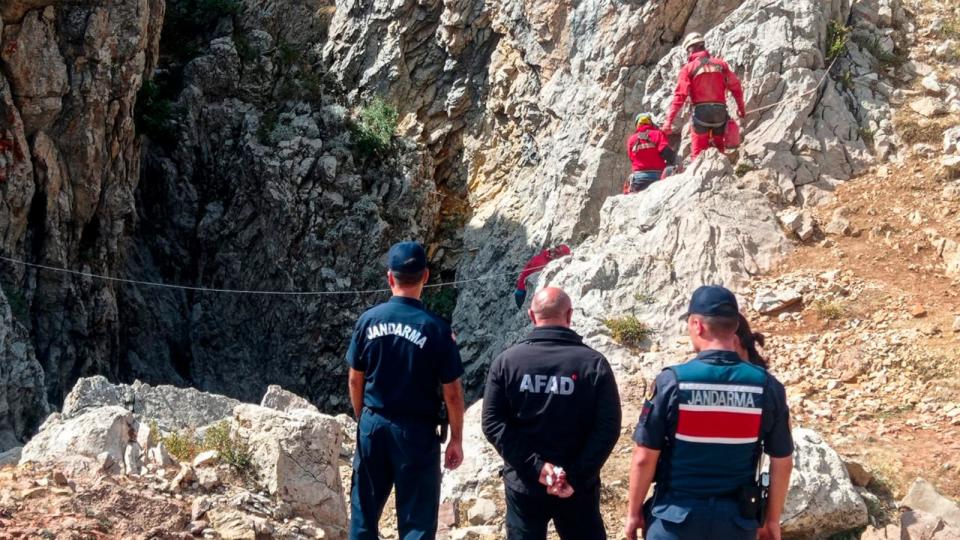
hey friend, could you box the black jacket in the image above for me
[481,326,622,493]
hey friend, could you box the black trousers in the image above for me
[505,483,607,540]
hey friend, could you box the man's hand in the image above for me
[548,481,574,498]
[444,438,464,470]
[758,519,781,540]
[738,108,746,119]
[539,463,574,498]
[539,463,560,486]
[624,513,645,540]
[662,126,672,137]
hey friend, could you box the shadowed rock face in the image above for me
[0,287,48,451]
[0,0,163,411]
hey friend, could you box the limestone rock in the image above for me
[922,73,943,95]
[0,287,49,452]
[825,208,855,237]
[260,385,320,415]
[124,442,144,476]
[0,446,23,467]
[753,289,804,315]
[467,498,498,526]
[944,126,960,155]
[334,414,358,460]
[20,406,134,475]
[233,404,347,537]
[910,97,947,118]
[0,0,165,407]
[193,450,220,468]
[441,401,502,505]
[844,460,873,487]
[195,467,221,491]
[900,478,960,529]
[942,155,960,175]
[901,510,960,539]
[778,209,818,241]
[62,376,239,431]
[780,429,868,538]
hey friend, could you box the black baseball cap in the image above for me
[682,285,739,319]
[387,241,427,273]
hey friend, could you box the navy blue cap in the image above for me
[683,285,739,318]
[387,241,427,273]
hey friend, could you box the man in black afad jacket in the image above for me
[482,287,622,540]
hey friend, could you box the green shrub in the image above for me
[813,299,846,321]
[351,97,399,157]
[203,421,254,476]
[162,427,200,462]
[160,421,254,476]
[941,16,960,39]
[135,80,179,149]
[603,316,654,348]
[858,127,875,147]
[826,21,850,62]
[257,109,279,144]
[632,292,656,305]
[424,287,459,322]
[840,69,854,90]
[734,162,756,178]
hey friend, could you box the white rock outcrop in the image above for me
[780,429,869,537]
[233,404,347,539]
[20,406,135,475]
[62,376,240,431]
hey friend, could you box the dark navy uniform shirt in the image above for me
[346,296,463,423]
[633,350,793,498]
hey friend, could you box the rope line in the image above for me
[0,255,548,296]
[743,54,842,116]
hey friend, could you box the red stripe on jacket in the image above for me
[676,409,762,439]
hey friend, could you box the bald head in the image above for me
[529,287,573,327]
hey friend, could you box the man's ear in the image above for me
[565,308,573,326]
[422,269,430,285]
[528,308,537,325]
[387,271,395,288]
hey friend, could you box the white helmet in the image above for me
[682,32,705,51]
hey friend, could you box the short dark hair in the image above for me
[688,43,707,53]
[701,315,738,336]
[391,269,426,286]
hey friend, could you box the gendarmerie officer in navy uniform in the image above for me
[482,287,622,539]
[624,286,794,540]
[346,241,465,540]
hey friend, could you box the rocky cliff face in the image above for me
[2,0,909,426]
[0,287,48,451]
[1,0,163,415]
[118,0,444,405]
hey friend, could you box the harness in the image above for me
[690,56,730,129]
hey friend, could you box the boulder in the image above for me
[910,97,947,118]
[20,406,134,475]
[900,509,960,539]
[824,208,855,236]
[260,385,320,414]
[778,209,818,241]
[62,376,240,431]
[900,478,960,529]
[193,450,220,468]
[844,460,873,487]
[467,498,498,526]
[753,289,804,315]
[232,404,347,538]
[780,429,868,537]
[334,413,357,460]
[0,446,22,467]
[944,126,960,155]
[440,400,503,505]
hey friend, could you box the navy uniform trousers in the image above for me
[644,492,759,540]
[505,483,607,540]
[350,409,441,540]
